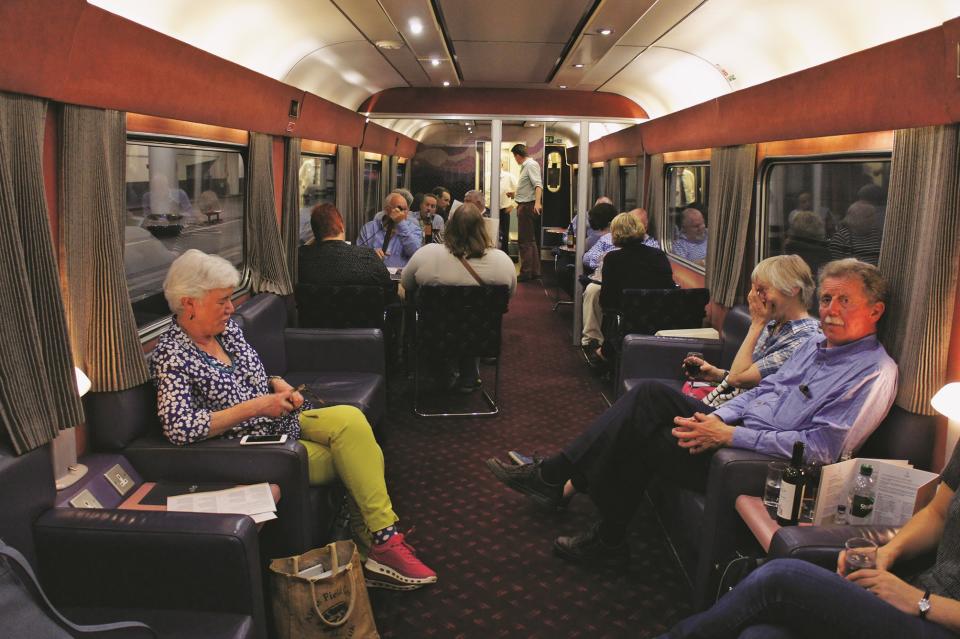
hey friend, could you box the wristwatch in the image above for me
[918,588,931,619]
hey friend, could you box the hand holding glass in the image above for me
[844,537,878,575]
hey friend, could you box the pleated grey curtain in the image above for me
[605,158,621,209]
[0,93,84,453]
[704,144,757,307]
[280,137,301,286]
[245,132,292,295]
[636,155,648,232]
[336,145,359,241]
[387,156,399,192]
[878,125,960,414]
[402,160,411,190]
[60,105,150,394]
[647,154,665,248]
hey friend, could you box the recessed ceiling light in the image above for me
[430,58,440,67]
[409,18,423,35]
[573,63,585,68]
[375,39,404,50]
[442,81,450,87]
[598,27,613,36]
[559,85,567,89]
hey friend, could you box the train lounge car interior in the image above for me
[2,1,960,637]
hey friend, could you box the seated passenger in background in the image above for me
[785,209,831,278]
[830,200,883,266]
[580,207,660,353]
[298,203,396,301]
[357,193,423,267]
[487,259,896,563]
[672,207,708,265]
[583,212,674,368]
[660,441,960,639]
[563,195,613,251]
[683,254,821,406]
[581,202,619,273]
[462,189,489,217]
[402,203,516,393]
[432,186,453,220]
[412,193,445,244]
[152,250,437,590]
[391,187,414,209]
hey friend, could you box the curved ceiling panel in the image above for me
[284,42,406,111]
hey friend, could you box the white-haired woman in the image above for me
[684,253,821,406]
[151,249,436,590]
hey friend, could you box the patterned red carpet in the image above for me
[371,278,693,638]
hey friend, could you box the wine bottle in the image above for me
[776,441,806,526]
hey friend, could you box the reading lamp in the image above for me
[53,367,92,490]
[931,382,960,468]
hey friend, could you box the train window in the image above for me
[298,153,336,243]
[664,163,710,268]
[125,141,245,328]
[546,151,563,193]
[591,166,604,203]
[619,164,637,212]
[396,161,406,189]
[761,158,890,276]
[363,159,381,220]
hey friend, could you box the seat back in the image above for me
[858,404,936,471]
[619,287,710,336]
[718,305,752,367]
[295,283,386,329]
[85,383,161,451]
[414,285,510,358]
[0,441,55,568]
[232,293,289,375]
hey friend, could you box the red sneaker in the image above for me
[364,532,437,590]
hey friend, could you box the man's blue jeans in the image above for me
[659,558,954,639]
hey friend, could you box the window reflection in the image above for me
[764,159,890,277]
[363,159,382,221]
[298,154,336,244]
[125,142,245,327]
[664,164,710,268]
[619,164,637,212]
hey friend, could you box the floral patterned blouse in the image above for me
[151,319,305,445]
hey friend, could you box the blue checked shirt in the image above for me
[713,334,898,464]
[583,233,660,270]
[752,317,822,378]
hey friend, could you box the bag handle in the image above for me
[458,256,485,286]
[308,543,358,628]
[0,540,157,637]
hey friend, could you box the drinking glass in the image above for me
[683,351,704,378]
[844,537,878,574]
[763,461,787,509]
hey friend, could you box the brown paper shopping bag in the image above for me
[269,540,380,639]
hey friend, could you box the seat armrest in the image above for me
[283,329,385,376]
[618,335,723,391]
[692,448,781,609]
[122,437,312,557]
[768,525,900,570]
[34,508,265,632]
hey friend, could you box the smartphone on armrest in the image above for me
[239,434,288,445]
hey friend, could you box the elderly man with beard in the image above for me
[487,259,897,563]
[673,207,708,264]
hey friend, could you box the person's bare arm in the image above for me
[207,391,297,437]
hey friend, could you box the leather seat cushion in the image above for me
[62,608,254,639]
[284,372,385,426]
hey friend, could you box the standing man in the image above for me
[511,143,543,282]
[499,161,517,251]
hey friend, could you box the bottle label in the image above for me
[777,482,797,520]
[851,494,874,518]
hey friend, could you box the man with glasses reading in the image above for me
[487,258,897,562]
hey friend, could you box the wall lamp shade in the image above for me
[931,383,960,421]
[53,367,91,490]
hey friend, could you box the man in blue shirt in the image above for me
[487,258,897,562]
[357,192,422,268]
[672,207,708,264]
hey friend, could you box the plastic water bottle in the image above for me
[848,464,876,521]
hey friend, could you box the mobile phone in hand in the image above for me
[239,434,288,445]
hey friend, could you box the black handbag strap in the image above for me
[458,257,485,286]
[0,540,157,637]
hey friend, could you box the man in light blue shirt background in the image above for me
[357,192,422,268]
[486,258,897,562]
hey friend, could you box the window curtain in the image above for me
[59,104,150,394]
[387,156,399,192]
[636,154,648,232]
[245,132,292,295]
[878,125,960,414]
[704,144,757,307]
[604,158,621,209]
[280,137,301,286]
[0,93,84,453]
[379,156,391,204]
[647,154,665,247]
[336,145,358,241]
[402,160,411,190]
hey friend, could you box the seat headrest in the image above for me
[84,383,161,451]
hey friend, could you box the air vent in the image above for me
[375,40,404,50]
[289,100,300,119]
